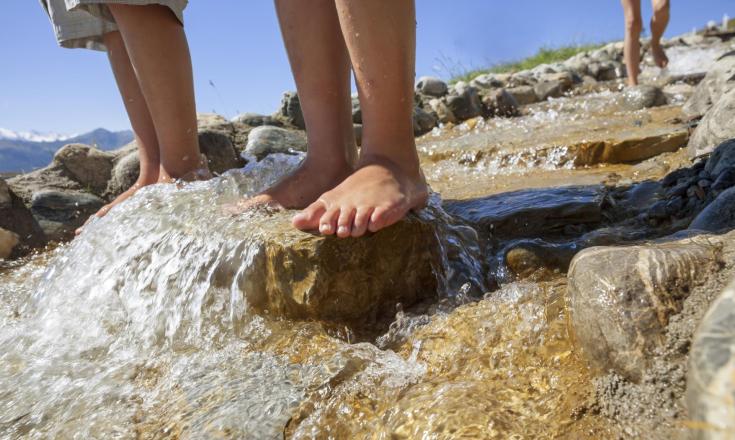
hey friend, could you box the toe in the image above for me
[319,208,340,236]
[336,207,356,238]
[292,200,327,231]
[368,205,405,233]
[351,207,374,237]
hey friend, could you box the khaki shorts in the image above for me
[40,0,188,51]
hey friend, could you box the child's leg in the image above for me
[106,4,204,181]
[243,0,356,209]
[292,0,428,238]
[650,0,670,68]
[621,0,643,86]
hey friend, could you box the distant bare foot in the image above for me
[74,177,158,235]
[292,154,429,238]
[650,41,669,69]
[232,157,354,213]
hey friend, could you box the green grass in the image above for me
[450,43,605,84]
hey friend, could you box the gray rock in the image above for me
[279,92,305,129]
[446,83,482,121]
[232,113,283,127]
[52,143,114,196]
[107,151,140,198]
[428,98,457,124]
[683,50,735,117]
[704,139,735,177]
[568,233,726,381]
[534,78,570,101]
[31,190,104,240]
[7,165,85,204]
[413,106,438,136]
[687,276,735,439]
[244,126,307,160]
[198,130,245,174]
[506,85,539,106]
[688,88,735,157]
[481,88,519,118]
[662,83,695,105]
[621,85,667,110]
[689,187,735,232]
[415,76,449,97]
[469,73,504,90]
[712,167,735,191]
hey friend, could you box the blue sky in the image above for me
[1,0,732,134]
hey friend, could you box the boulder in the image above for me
[446,83,482,121]
[0,227,19,259]
[662,83,695,105]
[506,85,539,106]
[534,78,570,101]
[0,178,46,250]
[197,113,230,127]
[107,151,140,198]
[52,143,114,196]
[689,187,735,232]
[683,50,735,117]
[480,88,519,118]
[198,130,245,174]
[31,190,105,241]
[568,233,727,381]
[7,165,84,204]
[428,98,456,124]
[415,76,448,97]
[279,92,306,129]
[688,88,735,157]
[704,139,735,177]
[413,106,438,136]
[687,277,735,439]
[469,73,504,90]
[504,240,578,280]
[232,113,283,127]
[244,126,308,160]
[621,85,666,110]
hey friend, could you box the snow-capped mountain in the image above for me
[0,128,134,174]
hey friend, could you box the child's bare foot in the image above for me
[233,157,354,213]
[292,154,428,238]
[650,41,669,69]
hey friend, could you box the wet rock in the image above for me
[704,139,735,177]
[573,129,689,166]
[415,76,448,97]
[506,85,538,106]
[688,89,735,157]
[0,178,45,251]
[568,233,726,381]
[689,187,735,232]
[683,50,735,117]
[107,151,139,198]
[232,113,283,127]
[446,83,482,121]
[279,91,305,129]
[244,126,307,160]
[30,190,104,240]
[504,240,578,279]
[480,89,519,118]
[444,186,603,239]
[621,85,666,110]
[52,144,114,196]
[0,227,19,259]
[413,106,438,136]
[662,83,695,105]
[198,130,245,174]
[712,167,735,191]
[687,276,735,439]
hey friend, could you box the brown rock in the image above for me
[52,143,114,195]
[0,227,19,259]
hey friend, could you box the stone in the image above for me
[446,84,482,121]
[428,98,456,124]
[712,167,735,191]
[0,178,45,251]
[0,227,19,259]
[480,89,519,118]
[621,85,666,110]
[444,186,603,239]
[568,233,726,381]
[7,165,85,204]
[662,83,695,105]
[689,187,735,232]
[232,113,283,127]
[573,130,689,166]
[688,89,735,157]
[413,106,438,136]
[244,126,308,160]
[30,190,105,241]
[197,113,230,127]
[683,50,735,117]
[534,78,570,101]
[279,92,306,129]
[704,139,735,177]
[352,97,362,124]
[52,143,114,196]
[504,240,578,279]
[415,76,448,97]
[198,130,245,174]
[687,276,735,439]
[107,152,140,198]
[506,85,538,106]
[469,73,504,90]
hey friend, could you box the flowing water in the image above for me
[0,43,731,439]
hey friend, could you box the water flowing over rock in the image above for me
[568,232,729,381]
[687,276,735,439]
[244,126,307,160]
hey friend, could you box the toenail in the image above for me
[320,224,330,233]
[338,226,348,235]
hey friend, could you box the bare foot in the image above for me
[74,177,158,235]
[650,41,669,69]
[232,157,354,213]
[292,155,429,238]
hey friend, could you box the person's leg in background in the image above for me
[650,0,670,68]
[621,0,643,86]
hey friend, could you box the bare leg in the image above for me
[241,0,356,210]
[621,0,643,86]
[107,4,205,180]
[293,0,428,238]
[650,0,670,68]
[75,31,162,235]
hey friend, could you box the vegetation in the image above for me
[450,43,605,84]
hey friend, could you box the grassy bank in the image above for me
[451,43,605,83]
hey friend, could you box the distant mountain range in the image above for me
[0,128,134,173]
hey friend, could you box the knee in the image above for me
[625,15,643,34]
[652,0,670,15]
